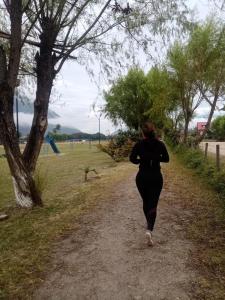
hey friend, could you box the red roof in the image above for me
[197,122,207,130]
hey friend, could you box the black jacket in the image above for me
[129,138,169,173]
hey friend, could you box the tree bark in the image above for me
[1,13,57,208]
[22,67,54,172]
[23,19,57,173]
[0,82,42,207]
[183,116,190,144]
[8,0,23,89]
[0,2,43,208]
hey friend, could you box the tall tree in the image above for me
[167,42,202,143]
[104,68,150,131]
[145,66,178,129]
[188,21,225,143]
[104,66,178,131]
[0,0,189,207]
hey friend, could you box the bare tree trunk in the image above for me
[0,2,43,208]
[23,20,56,173]
[183,117,190,144]
[22,69,54,172]
[0,82,42,207]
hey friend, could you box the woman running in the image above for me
[129,122,169,246]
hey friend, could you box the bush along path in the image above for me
[33,154,225,300]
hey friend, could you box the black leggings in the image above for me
[136,171,163,231]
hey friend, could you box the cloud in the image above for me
[47,62,117,133]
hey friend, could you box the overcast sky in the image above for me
[18,0,221,134]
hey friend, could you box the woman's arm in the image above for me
[159,142,169,162]
[129,142,140,164]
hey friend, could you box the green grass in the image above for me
[0,143,133,300]
[171,144,225,198]
[207,151,225,170]
[167,149,225,299]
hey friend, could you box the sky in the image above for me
[17,0,221,134]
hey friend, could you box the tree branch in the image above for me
[0,30,77,59]
[22,0,32,13]
[56,2,132,73]
[22,0,47,48]
[71,0,111,49]
[57,0,79,28]
[59,0,93,53]
[7,0,23,89]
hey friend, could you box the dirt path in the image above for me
[34,167,195,300]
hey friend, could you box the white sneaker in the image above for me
[146,230,153,246]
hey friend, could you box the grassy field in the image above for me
[0,143,133,300]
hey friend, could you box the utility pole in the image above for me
[92,103,103,145]
[98,112,102,144]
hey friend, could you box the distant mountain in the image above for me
[14,94,59,119]
[19,123,81,136]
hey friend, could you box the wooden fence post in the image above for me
[216,144,220,171]
[204,143,208,159]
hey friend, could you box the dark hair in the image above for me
[141,121,155,139]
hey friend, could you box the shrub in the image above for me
[97,130,138,161]
[184,149,203,169]
[211,170,225,196]
[97,138,135,162]
[164,128,181,146]
[80,166,98,182]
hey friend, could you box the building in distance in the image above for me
[197,122,207,136]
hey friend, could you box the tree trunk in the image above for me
[22,73,53,172]
[183,117,190,144]
[0,2,42,208]
[23,23,56,173]
[0,82,42,207]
